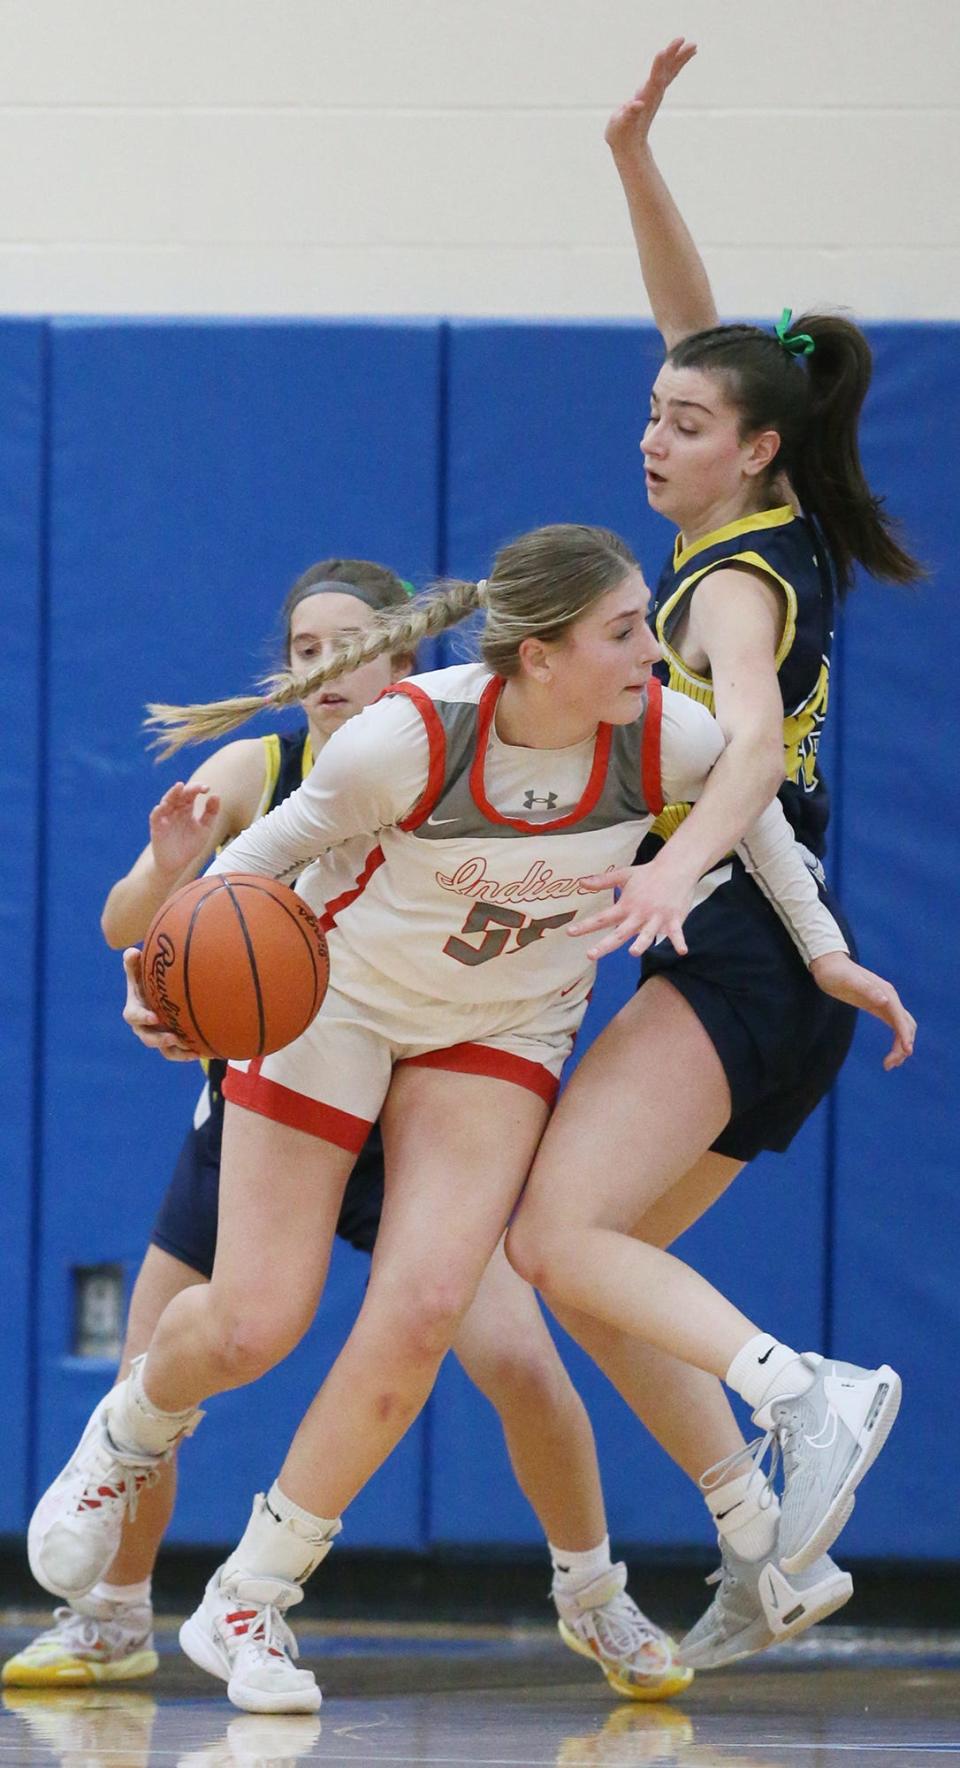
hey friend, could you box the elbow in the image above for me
[101,912,130,951]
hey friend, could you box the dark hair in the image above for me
[280,556,411,659]
[668,317,922,592]
[146,524,638,753]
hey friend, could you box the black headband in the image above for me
[285,578,398,617]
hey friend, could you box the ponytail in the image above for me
[789,313,922,589]
[146,521,640,757]
[145,580,482,757]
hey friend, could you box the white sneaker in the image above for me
[1,1594,158,1686]
[759,1355,902,1572]
[27,1393,169,1602]
[554,1563,693,1701]
[179,1567,321,1714]
[680,1536,853,1669]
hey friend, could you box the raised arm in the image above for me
[101,738,268,948]
[605,37,718,348]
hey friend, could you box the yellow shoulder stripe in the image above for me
[673,504,795,572]
[656,551,799,689]
[257,732,281,819]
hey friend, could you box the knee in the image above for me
[202,1297,310,1386]
[468,1337,575,1421]
[381,1274,474,1368]
[504,1217,552,1293]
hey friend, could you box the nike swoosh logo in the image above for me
[757,1345,775,1365]
[803,1413,838,1450]
[714,1502,742,1521]
[426,815,459,826]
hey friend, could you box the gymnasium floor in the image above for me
[1,1615,958,1766]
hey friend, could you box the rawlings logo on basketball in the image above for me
[145,932,193,1044]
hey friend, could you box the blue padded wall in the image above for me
[0,322,46,1534]
[34,320,442,1546]
[830,325,960,1559]
[10,316,958,1562]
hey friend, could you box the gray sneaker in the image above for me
[680,1537,853,1670]
[758,1355,901,1573]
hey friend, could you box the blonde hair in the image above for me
[146,523,637,756]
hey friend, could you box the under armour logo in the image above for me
[523,790,558,810]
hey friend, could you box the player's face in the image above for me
[288,593,398,737]
[641,364,776,531]
[549,569,661,727]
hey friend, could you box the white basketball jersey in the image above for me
[295,663,665,1006]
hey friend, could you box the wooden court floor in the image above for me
[1,1614,958,1764]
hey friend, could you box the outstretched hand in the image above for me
[605,37,697,162]
[567,858,695,960]
[122,947,198,1061]
[809,951,917,1070]
[149,781,220,877]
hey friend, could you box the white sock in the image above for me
[222,1484,342,1588]
[549,1536,612,1594]
[107,1356,202,1458]
[725,1335,816,1414]
[706,1467,780,1562]
[89,1578,152,1607]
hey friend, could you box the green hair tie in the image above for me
[775,308,815,358]
[400,578,417,597]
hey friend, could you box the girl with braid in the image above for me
[505,40,924,1673]
[11,557,691,1704]
[28,521,912,1714]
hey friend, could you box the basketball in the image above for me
[141,874,329,1059]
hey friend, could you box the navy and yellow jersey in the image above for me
[206,727,313,1107]
[650,504,836,857]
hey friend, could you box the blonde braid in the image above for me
[145,579,482,757]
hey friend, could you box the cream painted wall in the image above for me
[0,0,956,317]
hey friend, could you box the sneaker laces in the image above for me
[33,1607,107,1652]
[223,1601,300,1670]
[589,1590,666,1663]
[73,1461,159,1526]
[768,1400,806,1482]
[72,1427,165,1526]
[695,1538,749,1634]
[699,1431,777,1508]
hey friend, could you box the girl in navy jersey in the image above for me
[10,557,692,1703]
[28,522,911,1714]
[505,40,923,1673]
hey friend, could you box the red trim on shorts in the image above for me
[469,676,613,833]
[318,844,385,934]
[397,1040,559,1105]
[640,677,664,816]
[223,1062,373,1152]
[382,681,448,829]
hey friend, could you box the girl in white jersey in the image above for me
[28,523,912,1715]
[11,560,693,1703]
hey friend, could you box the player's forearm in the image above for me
[611,145,717,346]
[101,863,195,949]
[737,801,847,964]
[658,735,785,889]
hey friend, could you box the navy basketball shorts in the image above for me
[640,856,857,1161]
[150,1074,386,1278]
